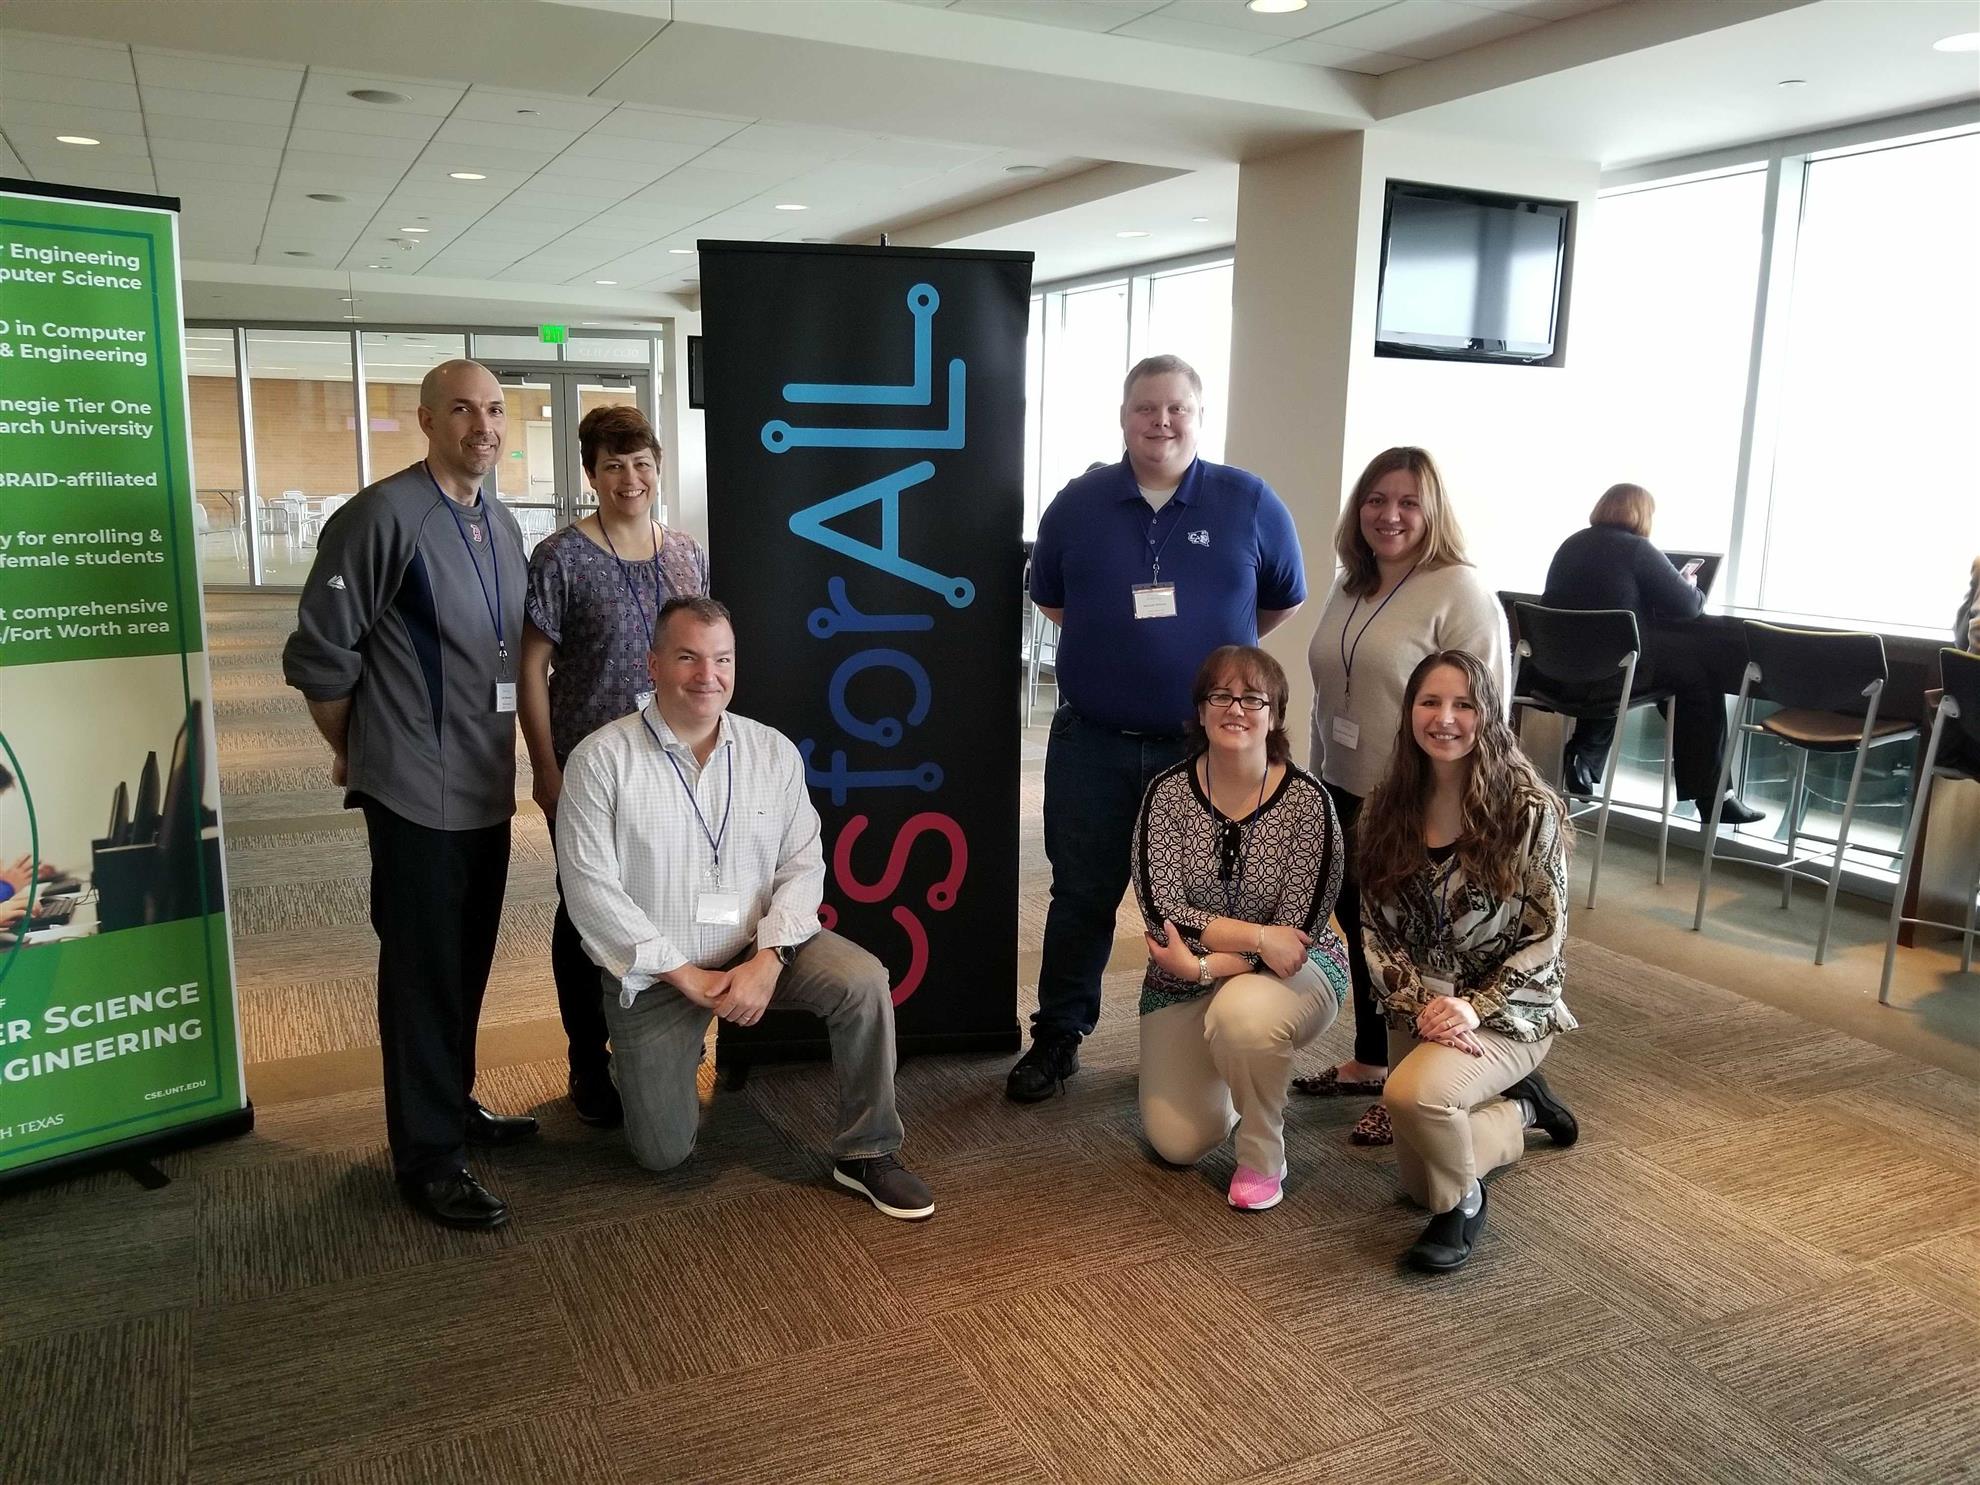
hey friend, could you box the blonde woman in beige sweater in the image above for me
[1295,447,1510,1145]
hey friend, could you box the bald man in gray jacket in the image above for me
[283,359,539,1231]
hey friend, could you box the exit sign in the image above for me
[539,323,567,344]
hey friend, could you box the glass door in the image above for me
[484,367,650,554]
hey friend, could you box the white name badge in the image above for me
[1330,715,1360,749]
[1422,975,1456,998]
[634,690,655,714]
[1131,582,1177,619]
[695,890,742,926]
[494,682,518,714]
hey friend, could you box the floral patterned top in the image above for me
[524,521,710,764]
[1362,800,1576,1043]
[1131,757,1352,1016]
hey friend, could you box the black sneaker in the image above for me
[1504,1070,1578,1146]
[1403,1185,1487,1273]
[569,1068,624,1129]
[1714,795,1766,827]
[1005,1035,1080,1103]
[833,1154,935,1220]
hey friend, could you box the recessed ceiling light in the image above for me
[56,134,100,146]
[668,248,695,255]
[339,296,356,302]
[284,250,313,257]
[1932,31,1980,52]
[774,203,808,211]
[400,226,430,233]
[1777,78,1807,87]
[347,89,410,106]
[306,192,347,203]
[367,262,386,269]
[594,279,618,285]
[515,107,539,115]
[448,171,487,181]
[1191,216,1210,224]
[581,321,605,327]
[1117,230,1150,239]
[1004,164,1047,176]
[1247,0,1307,12]
[342,314,364,320]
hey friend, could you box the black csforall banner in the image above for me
[697,241,1032,1066]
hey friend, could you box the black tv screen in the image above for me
[1375,181,1571,364]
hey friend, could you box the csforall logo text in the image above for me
[762,282,970,1007]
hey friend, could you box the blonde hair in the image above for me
[1589,483,1654,538]
[1333,446,1471,597]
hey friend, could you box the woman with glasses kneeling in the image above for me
[1359,649,1580,1272]
[1133,645,1352,1211]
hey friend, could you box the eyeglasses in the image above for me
[1204,691,1269,712]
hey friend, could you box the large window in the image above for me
[1021,255,1236,535]
[245,330,358,588]
[1580,170,1766,554]
[1760,132,1980,628]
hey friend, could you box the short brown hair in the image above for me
[1333,446,1471,597]
[653,595,732,652]
[1122,354,1202,405]
[1589,483,1654,538]
[1185,645,1292,765]
[578,404,661,475]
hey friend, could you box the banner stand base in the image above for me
[0,1103,255,1197]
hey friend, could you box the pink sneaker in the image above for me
[1227,1165,1284,1211]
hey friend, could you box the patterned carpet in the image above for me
[5,592,1980,1484]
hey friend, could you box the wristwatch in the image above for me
[773,943,797,967]
[1196,953,1214,987]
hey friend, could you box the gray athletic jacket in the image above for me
[282,462,528,831]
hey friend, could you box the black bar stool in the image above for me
[1881,648,1980,1002]
[1692,620,1918,965]
[1512,602,1678,908]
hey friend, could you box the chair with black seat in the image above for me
[1692,620,1918,965]
[1880,648,1980,1002]
[1512,602,1677,909]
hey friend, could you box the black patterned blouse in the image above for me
[524,522,710,764]
[1130,757,1351,1015]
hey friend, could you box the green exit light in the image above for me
[539,324,567,344]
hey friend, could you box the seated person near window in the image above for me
[1359,650,1580,1273]
[1540,482,1761,825]
[1133,645,1351,1213]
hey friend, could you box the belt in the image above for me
[1069,708,1184,742]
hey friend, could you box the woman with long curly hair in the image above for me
[1357,649,1579,1272]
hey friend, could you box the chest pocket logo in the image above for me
[1187,529,1210,547]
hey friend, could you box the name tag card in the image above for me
[695,890,742,926]
[1422,975,1456,998]
[1330,715,1360,749]
[494,682,518,714]
[1131,583,1177,620]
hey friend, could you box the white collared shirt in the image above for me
[556,704,824,1002]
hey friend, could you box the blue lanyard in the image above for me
[1143,500,1184,584]
[644,712,733,876]
[600,519,664,649]
[427,463,506,659]
[1339,560,1419,700]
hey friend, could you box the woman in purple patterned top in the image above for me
[520,405,708,1127]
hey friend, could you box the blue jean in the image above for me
[1035,706,1188,1041]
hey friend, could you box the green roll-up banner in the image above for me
[0,179,250,1186]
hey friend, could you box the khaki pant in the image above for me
[1139,960,1341,1176]
[1384,1023,1552,1214]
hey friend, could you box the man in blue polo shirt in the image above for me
[1012,354,1306,1102]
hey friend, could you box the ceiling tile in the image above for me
[591,105,752,146]
[301,71,466,116]
[139,86,296,125]
[1463,0,1616,16]
[276,150,413,186]
[1257,34,1418,71]
[632,166,764,207]
[0,140,24,176]
[291,101,445,141]
[0,100,145,137]
[1109,14,1284,54]
[431,116,580,156]
[717,123,871,159]
[453,88,614,132]
[145,114,277,147]
[155,159,279,188]
[0,34,135,82]
[132,50,303,101]
[286,127,428,162]
[1153,0,1394,39]
[0,71,139,110]
[559,132,707,168]
[950,0,1163,31]
[149,138,286,168]
[14,129,151,162]
[1304,0,1541,59]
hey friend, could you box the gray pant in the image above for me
[600,929,904,1171]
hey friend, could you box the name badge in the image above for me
[1422,975,1456,998]
[1131,583,1177,620]
[1330,715,1360,749]
[695,890,742,926]
[494,682,518,714]
[634,690,655,714]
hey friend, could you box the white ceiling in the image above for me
[2,0,1973,328]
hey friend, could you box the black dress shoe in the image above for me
[1565,754,1596,798]
[402,1170,509,1231]
[1712,795,1766,826]
[1404,1186,1487,1273]
[464,1100,540,1147]
[1503,1069,1578,1146]
[568,1068,624,1129]
[1005,1035,1080,1103]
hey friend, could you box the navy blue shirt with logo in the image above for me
[1029,455,1305,734]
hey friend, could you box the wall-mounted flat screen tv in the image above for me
[1375,180,1572,364]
